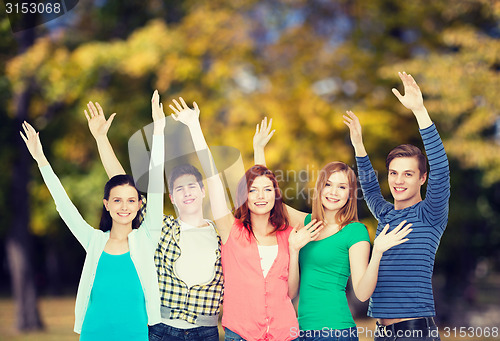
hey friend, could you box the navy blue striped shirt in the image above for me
[356,123,450,318]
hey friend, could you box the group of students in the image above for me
[20,71,450,341]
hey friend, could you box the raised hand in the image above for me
[253,117,275,151]
[84,102,116,140]
[288,219,324,254]
[373,220,412,255]
[343,110,367,157]
[169,97,200,128]
[151,90,166,133]
[343,110,363,146]
[20,121,48,166]
[392,71,424,112]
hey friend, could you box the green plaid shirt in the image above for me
[139,196,223,324]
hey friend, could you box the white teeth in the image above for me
[184,199,195,204]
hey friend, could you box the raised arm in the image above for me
[20,122,95,249]
[253,117,274,166]
[253,117,308,227]
[349,221,412,302]
[393,72,450,226]
[343,110,367,158]
[142,90,166,245]
[344,111,391,220]
[84,102,125,178]
[169,98,234,243]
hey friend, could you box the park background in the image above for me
[0,0,499,340]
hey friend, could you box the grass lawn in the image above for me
[0,297,498,340]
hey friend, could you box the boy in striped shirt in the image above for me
[344,72,450,341]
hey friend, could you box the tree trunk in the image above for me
[5,20,44,331]
[6,86,44,331]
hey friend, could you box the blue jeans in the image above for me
[224,327,298,341]
[374,318,441,341]
[300,327,359,341]
[148,323,218,341]
[374,326,440,341]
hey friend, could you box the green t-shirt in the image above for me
[298,214,370,330]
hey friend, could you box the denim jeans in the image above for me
[224,327,299,341]
[300,327,359,341]
[148,323,218,341]
[374,320,441,341]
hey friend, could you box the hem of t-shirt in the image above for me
[160,306,219,327]
[368,312,436,319]
[299,322,357,331]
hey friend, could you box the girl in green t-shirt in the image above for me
[253,117,412,341]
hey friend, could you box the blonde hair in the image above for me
[311,162,358,229]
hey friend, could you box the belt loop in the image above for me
[376,321,386,337]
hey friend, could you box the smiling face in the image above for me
[169,174,205,217]
[388,156,427,210]
[320,171,350,214]
[247,175,276,215]
[103,184,141,227]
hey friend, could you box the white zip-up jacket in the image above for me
[39,134,164,333]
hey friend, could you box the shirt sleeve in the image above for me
[141,134,165,246]
[419,123,450,232]
[356,155,393,221]
[39,165,96,251]
[346,222,370,248]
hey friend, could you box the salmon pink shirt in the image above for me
[221,220,298,341]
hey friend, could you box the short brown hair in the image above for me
[167,164,204,192]
[311,162,358,229]
[386,144,427,177]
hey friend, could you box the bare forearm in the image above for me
[188,122,219,177]
[187,122,232,224]
[94,136,125,178]
[353,251,382,302]
[288,251,300,299]
[35,155,49,168]
[353,142,367,158]
[412,106,432,130]
[254,147,266,166]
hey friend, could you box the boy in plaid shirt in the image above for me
[84,97,223,341]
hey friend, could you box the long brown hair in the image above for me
[234,165,289,234]
[311,162,358,229]
[100,174,141,232]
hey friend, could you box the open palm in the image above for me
[20,121,44,162]
[392,72,424,111]
[373,220,412,254]
[170,97,200,127]
[84,102,116,139]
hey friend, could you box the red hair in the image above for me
[234,165,289,235]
